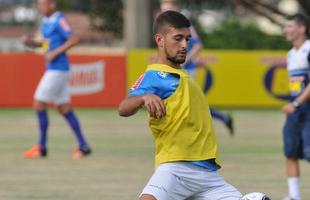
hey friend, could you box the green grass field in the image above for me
[0,109,309,200]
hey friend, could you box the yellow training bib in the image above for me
[146,64,220,168]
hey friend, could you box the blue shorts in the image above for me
[283,102,310,161]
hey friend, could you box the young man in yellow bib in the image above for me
[119,10,241,200]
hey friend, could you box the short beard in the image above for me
[166,54,185,64]
[165,48,186,64]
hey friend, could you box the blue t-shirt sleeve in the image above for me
[129,71,157,96]
[129,70,179,99]
[57,16,73,39]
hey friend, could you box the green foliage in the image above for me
[197,17,290,49]
[57,0,89,12]
[56,0,74,11]
[57,0,123,37]
[88,0,123,38]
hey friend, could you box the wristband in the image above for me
[292,100,301,109]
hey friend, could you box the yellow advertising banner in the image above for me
[128,49,290,108]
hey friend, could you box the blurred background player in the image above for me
[159,0,234,135]
[21,0,91,159]
[119,10,241,200]
[282,13,310,200]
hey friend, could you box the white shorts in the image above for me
[140,162,242,200]
[34,70,70,105]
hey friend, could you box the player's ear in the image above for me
[299,25,306,35]
[155,33,164,48]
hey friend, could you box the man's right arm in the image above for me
[118,95,144,117]
[21,35,43,48]
[118,94,166,119]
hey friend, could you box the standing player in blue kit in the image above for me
[22,0,91,159]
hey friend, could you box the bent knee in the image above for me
[57,104,70,115]
[139,194,157,200]
[33,100,47,111]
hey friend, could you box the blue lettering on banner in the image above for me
[264,64,291,101]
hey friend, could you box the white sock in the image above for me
[288,177,301,200]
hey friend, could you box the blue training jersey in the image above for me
[129,70,218,171]
[182,26,201,71]
[40,11,73,71]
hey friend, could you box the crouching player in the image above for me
[119,10,241,200]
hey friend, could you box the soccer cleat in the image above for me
[225,114,234,136]
[72,146,92,160]
[22,144,47,159]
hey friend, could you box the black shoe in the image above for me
[72,146,91,159]
[80,146,92,155]
[41,148,48,157]
[225,115,234,136]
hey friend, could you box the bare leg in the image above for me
[140,194,157,200]
[286,158,299,177]
[33,100,48,112]
[57,103,71,115]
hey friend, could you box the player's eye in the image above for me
[175,37,182,42]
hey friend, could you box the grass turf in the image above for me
[0,109,309,200]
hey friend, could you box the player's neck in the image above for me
[293,36,307,50]
[159,60,181,69]
[46,10,57,18]
[157,55,181,69]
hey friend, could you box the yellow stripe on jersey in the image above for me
[41,40,50,52]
